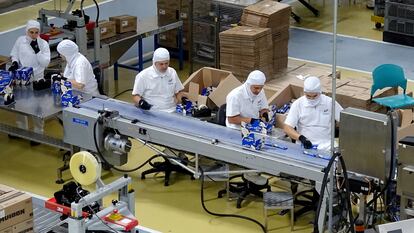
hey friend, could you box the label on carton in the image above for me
[100,27,107,33]
[159,9,166,15]
[122,20,128,27]
[180,13,187,19]
[0,210,4,218]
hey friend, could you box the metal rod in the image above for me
[329,0,339,231]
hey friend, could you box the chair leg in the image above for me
[264,208,268,233]
[237,190,249,208]
[291,208,294,231]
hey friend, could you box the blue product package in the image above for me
[17,67,33,85]
[71,95,80,106]
[52,81,61,94]
[241,122,264,150]
[176,104,183,113]
[185,101,192,113]
[0,71,13,94]
[61,92,73,107]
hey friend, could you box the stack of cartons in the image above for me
[219,26,273,81]
[0,184,33,233]
[241,0,291,75]
[157,0,192,51]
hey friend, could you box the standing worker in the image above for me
[56,39,100,96]
[283,76,343,151]
[132,47,186,112]
[9,20,51,143]
[226,70,270,130]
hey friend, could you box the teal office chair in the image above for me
[371,64,414,109]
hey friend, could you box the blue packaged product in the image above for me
[61,92,72,107]
[52,81,61,94]
[184,101,192,113]
[17,67,33,85]
[61,80,72,95]
[176,104,183,113]
[71,95,80,106]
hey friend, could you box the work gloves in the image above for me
[298,135,313,149]
[181,96,189,105]
[8,61,19,72]
[261,112,269,122]
[32,79,51,91]
[137,99,152,110]
[30,39,40,54]
[51,73,66,82]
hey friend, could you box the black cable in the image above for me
[112,89,133,99]
[198,167,266,233]
[338,154,355,232]
[80,0,99,27]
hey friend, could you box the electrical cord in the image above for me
[112,89,133,99]
[80,0,100,27]
[76,186,119,233]
[199,167,266,233]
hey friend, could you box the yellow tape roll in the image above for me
[69,151,101,186]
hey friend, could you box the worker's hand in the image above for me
[30,40,40,54]
[181,96,189,105]
[298,135,313,149]
[250,118,261,124]
[51,73,66,82]
[8,61,18,72]
[261,112,269,122]
[137,99,152,110]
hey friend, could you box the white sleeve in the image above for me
[36,40,50,68]
[172,69,184,93]
[335,101,344,122]
[132,73,145,96]
[10,38,20,63]
[226,93,240,117]
[259,92,269,111]
[73,61,90,84]
[284,100,300,128]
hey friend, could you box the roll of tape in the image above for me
[69,151,101,186]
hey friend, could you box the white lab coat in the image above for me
[225,85,269,130]
[10,36,50,81]
[132,66,184,113]
[63,53,99,96]
[284,94,343,151]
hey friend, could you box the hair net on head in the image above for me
[245,70,266,86]
[57,40,79,58]
[152,48,170,63]
[304,76,321,93]
[26,20,40,32]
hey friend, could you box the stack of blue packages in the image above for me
[60,81,81,107]
[201,86,213,96]
[0,70,14,105]
[276,103,290,114]
[176,101,193,116]
[14,67,33,86]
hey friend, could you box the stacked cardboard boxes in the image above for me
[157,0,192,50]
[241,0,291,76]
[219,26,273,81]
[87,20,116,41]
[109,15,137,34]
[0,184,33,233]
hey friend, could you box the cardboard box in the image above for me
[109,15,137,33]
[88,20,116,40]
[398,109,413,127]
[0,219,33,233]
[183,67,242,109]
[0,185,33,231]
[0,56,10,70]
[158,29,190,50]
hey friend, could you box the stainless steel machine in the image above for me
[397,137,414,220]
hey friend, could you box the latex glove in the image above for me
[299,135,313,149]
[261,112,269,122]
[30,40,40,54]
[181,96,189,105]
[8,61,18,72]
[137,99,152,110]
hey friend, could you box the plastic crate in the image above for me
[385,18,414,35]
[386,1,414,20]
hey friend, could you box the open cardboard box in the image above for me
[183,67,242,109]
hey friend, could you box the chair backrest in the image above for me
[371,64,407,97]
[217,104,227,126]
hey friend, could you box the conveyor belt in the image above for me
[79,98,330,168]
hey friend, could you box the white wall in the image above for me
[0,0,157,63]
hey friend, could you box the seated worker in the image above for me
[56,40,100,96]
[283,76,343,151]
[226,70,270,130]
[132,47,186,113]
[9,19,51,143]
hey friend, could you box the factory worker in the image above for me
[226,70,270,130]
[9,20,50,142]
[57,39,99,96]
[283,76,343,151]
[132,47,186,112]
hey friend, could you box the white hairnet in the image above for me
[304,76,321,93]
[245,70,266,86]
[152,48,170,63]
[26,20,40,32]
[57,40,79,58]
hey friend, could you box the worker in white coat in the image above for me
[9,20,50,141]
[56,39,99,96]
[283,76,343,151]
[132,47,186,112]
[226,70,270,130]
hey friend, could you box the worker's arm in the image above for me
[132,94,142,105]
[68,79,85,90]
[283,124,301,141]
[175,91,187,103]
[227,115,253,125]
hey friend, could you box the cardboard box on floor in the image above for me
[182,67,242,109]
[0,184,33,231]
[0,219,34,233]
[0,55,10,70]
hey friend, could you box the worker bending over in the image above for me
[226,70,270,130]
[283,76,343,151]
[57,40,100,96]
[132,48,186,112]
